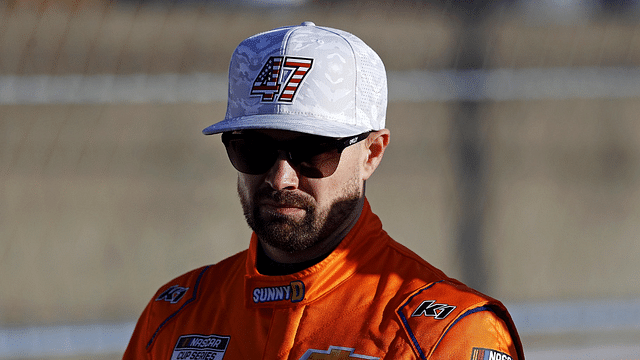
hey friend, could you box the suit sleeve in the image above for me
[396,280,524,359]
[431,309,520,359]
[122,300,153,360]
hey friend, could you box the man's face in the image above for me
[235,130,367,255]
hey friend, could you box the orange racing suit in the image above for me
[124,199,523,360]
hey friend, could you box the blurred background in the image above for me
[1,0,640,358]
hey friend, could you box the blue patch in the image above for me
[252,280,305,303]
[172,334,230,360]
[470,348,513,360]
[156,285,189,304]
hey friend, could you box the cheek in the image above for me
[314,154,364,203]
[334,148,365,185]
[237,174,259,200]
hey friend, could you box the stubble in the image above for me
[238,177,362,254]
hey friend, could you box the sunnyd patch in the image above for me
[171,334,230,360]
[299,346,379,360]
[470,348,513,360]
[252,280,305,304]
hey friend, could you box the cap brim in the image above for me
[202,114,374,138]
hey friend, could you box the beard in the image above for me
[238,180,362,254]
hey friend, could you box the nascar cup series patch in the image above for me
[171,334,230,360]
[470,347,513,360]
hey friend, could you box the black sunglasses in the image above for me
[221,131,372,178]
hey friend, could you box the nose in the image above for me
[264,152,300,191]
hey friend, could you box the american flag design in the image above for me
[278,57,313,102]
[250,56,313,103]
[251,56,284,101]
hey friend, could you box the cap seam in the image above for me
[312,26,359,124]
[282,24,358,124]
[278,26,298,114]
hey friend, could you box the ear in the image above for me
[362,129,390,181]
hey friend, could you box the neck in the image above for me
[259,196,365,265]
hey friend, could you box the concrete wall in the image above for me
[4,99,640,326]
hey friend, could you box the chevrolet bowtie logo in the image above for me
[299,346,379,360]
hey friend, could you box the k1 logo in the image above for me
[411,300,456,320]
[156,285,189,304]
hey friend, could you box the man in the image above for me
[124,22,524,360]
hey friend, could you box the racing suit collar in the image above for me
[244,197,388,308]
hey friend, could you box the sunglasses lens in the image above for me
[225,138,276,175]
[294,148,341,178]
[222,132,360,178]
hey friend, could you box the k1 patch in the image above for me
[156,285,189,304]
[470,348,513,360]
[172,334,230,360]
[411,300,456,320]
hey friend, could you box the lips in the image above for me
[257,205,304,223]
[257,192,310,219]
[261,200,304,209]
[256,189,311,210]
[261,201,306,214]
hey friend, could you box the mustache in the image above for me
[255,188,313,209]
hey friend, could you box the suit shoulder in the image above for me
[396,280,523,359]
[140,250,248,350]
[396,279,492,330]
[382,237,450,281]
[152,250,247,308]
[152,265,211,305]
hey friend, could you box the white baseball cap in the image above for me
[202,21,387,138]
